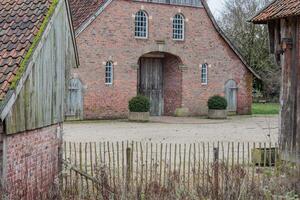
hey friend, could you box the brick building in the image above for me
[68,0,259,119]
[251,0,300,163]
[0,0,78,198]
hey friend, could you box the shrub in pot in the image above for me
[207,95,228,119]
[128,95,150,122]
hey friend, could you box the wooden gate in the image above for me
[225,80,238,112]
[66,78,83,120]
[139,58,163,116]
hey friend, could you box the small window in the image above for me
[105,61,113,85]
[201,64,208,84]
[173,14,185,40]
[135,10,148,38]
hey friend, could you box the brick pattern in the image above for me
[163,54,182,115]
[72,0,253,118]
[0,0,52,99]
[2,124,61,199]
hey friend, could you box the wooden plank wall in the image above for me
[4,2,77,134]
[277,17,300,163]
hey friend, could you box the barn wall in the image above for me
[0,0,76,197]
[72,0,253,119]
[4,0,76,134]
[1,124,61,199]
[277,17,300,163]
[296,17,300,162]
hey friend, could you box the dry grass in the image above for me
[61,161,300,200]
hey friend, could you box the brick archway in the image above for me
[138,52,183,116]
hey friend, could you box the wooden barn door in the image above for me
[225,80,238,112]
[139,58,163,116]
[66,78,83,120]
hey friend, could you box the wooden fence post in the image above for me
[213,147,219,200]
[126,147,132,192]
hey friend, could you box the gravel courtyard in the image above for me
[63,115,279,143]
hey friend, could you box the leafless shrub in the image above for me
[60,161,300,200]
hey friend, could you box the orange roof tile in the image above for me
[0,0,53,99]
[251,0,300,24]
[69,0,106,30]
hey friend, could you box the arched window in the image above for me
[173,14,185,40]
[201,63,208,84]
[135,10,148,38]
[105,61,113,84]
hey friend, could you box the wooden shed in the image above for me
[0,0,78,198]
[251,0,300,163]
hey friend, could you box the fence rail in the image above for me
[62,141,280,198]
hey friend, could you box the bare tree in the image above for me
[217,0,281,101]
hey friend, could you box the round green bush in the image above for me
[129,95,150,112]
[207,95,227,110]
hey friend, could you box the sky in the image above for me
[207,0,226,17]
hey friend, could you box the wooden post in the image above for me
[213,147,219,200]
[126,147,132,192]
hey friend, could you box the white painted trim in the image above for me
[200,63,208,85]
[75,0,114,37]
[0,0,64,120]
[172,13,185,41]
[134,10,149,39]
[105,61,114,85]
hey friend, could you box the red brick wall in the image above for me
[163,54,182,115]
[2,124,61,199]
[72,0,253,118]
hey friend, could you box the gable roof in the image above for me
[69,0,260,79]
[0,0,79,120]
[251,0,300,24]
[0,0,53,100]
[69,0,107,30]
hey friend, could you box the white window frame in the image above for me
[172,13,185,41]
[201,63,208,85]
[105,61,113,85]
[135,10,148,39]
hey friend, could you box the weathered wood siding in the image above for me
[66,78,83,120]
[225,80,237,112]
[139,58,164,116]
[4,1,77,134]
[272,17,300,163]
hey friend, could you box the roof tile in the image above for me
[69,0,106,30]
[251,0,300,23]
[0,0,53,99]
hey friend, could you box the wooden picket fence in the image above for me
[62,141,280,197]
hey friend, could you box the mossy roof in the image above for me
[0,0,53,100]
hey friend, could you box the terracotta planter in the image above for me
[208,109,227,119]
[128,112,150,122]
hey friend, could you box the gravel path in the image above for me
[63,115,279,143]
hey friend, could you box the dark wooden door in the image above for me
[139,58,163,116]
[225,80,238,112]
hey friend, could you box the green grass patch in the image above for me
[252,103,280,115]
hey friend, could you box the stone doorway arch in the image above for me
[138,52,183,116]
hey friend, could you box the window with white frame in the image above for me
[173,14,185,40]
[201,64,208,84]
[105,61,113,84]
[135,10,148,38]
